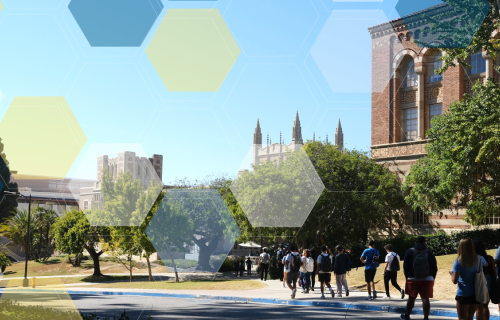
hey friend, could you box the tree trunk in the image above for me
[38,227,43,259]
[145,255,153,282]
[129,255,132,282]
[45,224,50,260]
[170,255,179,282]
[193,233,220,271]
[84,244,103,276]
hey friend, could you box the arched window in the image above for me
[470,52,486,74]
[403,60,418,88]
[429,52,443,83]
[414,30,420,40]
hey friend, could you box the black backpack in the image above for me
[277,250,284,262]
[389,252,400,271]
[291,254,302,272]
[320,254,332,272]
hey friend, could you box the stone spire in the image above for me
[292,111,303,145]
[335,119,344,151]
[253,119,262,145]
[280,131,282,144]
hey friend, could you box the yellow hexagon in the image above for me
[146,9,240,92]
[0,2,3,13]
[0,97,87,179]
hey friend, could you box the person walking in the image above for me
[310,248,318,291]
[450,238,488,320]
[233,258,240,277]
[400,236,438,320]
[383,244,405,300]
[276,245,285,283]
[473,239,495,320]
[361,239,380,300]
[334,245,350,297]
[258,248,270,281]
[317,245,335,299]
[285,246,303,299]
[299,249,312,294]
[246,257,252,275]
[239,257,245,277]
[282,250,289,288]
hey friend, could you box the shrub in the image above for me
[218,256,240,272]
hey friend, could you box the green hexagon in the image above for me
[146,9,240,92]
[0,97,87,179]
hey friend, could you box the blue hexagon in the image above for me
[146,189,240,273]
[395,0,491,48]
[68,0,164,47]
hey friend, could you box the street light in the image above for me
[5,191,31,287]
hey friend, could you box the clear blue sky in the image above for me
[0,0,407,184]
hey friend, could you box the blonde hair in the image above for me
[457,238,477,269]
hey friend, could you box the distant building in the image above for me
[79,152,163,210]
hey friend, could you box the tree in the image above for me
[52,210,108,276]
[403,80,500,224]
[0,142,18,223]
[0,208,34,258]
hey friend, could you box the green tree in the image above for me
[0,208,34,258]
[52,209,108,276]
[403,80,500,224]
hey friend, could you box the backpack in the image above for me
[320,254,332,272]
[290,254,302,272]
[371,249,380,266]
[277,250,284,262]
[389,252,400,271]
[411,248,430,278]
[261,253,270,264]
[306,257,315,272]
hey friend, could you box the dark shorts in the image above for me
[318,273,331,283]
[286,271,299,285]
[405,280,434,299]
[455,295,478,305]
[364,269,377,283]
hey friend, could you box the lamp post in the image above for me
[5,191,31,287]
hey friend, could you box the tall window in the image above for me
[84,200,89,210]
[430,53,443,82]
[470,52,486,74]
[429,103,443,128]
[402,107,418,141]
[412,207,429,225]
[403,60,418,87]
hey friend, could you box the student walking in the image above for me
[334,245,350,297]
[299,249,313,293]
[246,257,252,275]
[310,248,318,291]
[282,250,289,288]
[258,248,270,281]
[383,244,405,300]
[239,257,245,277]
[450,239,488,320]
[285,246,303,299]
[276,245,285,282]
[233,259,240,277]
[317,245,335,299]
[473,239,496,320]
[400,236,438,320]
[361,239,380,300]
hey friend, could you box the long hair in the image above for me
[457,238,477,268]
[472,239,487,258]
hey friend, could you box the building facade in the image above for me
[251,112,344,166]
[79,152,163,210]
[368,8,497,232]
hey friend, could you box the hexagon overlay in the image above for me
[0,2,3,13]
[146,9,240,92]
[0,97,86,179]
[146,189,240,273]
[66,143,163,227]
[395,0,491,48]
[230,145,325,228]
[68,0,164,47]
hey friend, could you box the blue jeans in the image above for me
[300,272,311,290]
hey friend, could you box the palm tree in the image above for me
[0,208,34,256]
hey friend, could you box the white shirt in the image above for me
[305,257,315,272]
[259,253,270,264]
[285,252,303,273]
[316,253,333,274]
[385,252,400,271]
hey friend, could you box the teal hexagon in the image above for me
[146,9,240,92]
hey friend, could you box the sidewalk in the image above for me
[61,278,500,319]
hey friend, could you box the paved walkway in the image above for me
[63,278,500,319]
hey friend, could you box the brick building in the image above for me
[368,6,498,232]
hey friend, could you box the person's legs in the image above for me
[299,272,305,292]
[311,271,316,290]
[341,274,349,294]
[406,296,416,317]
[466,304,478,320]
[305,272,311,291]
[263,264,268,281]
[283,271,287,287]
[422,298,430,319]
[383,271,391,296]
[336,274,343,295]
[481,304,490,320]
[391,271,402,292]
[278,263,283,281]
[260,265,264,280]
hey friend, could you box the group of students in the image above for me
[275,244,354,299]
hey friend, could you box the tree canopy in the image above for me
[403,80,500,224]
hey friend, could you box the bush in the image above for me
[218,256,240,272]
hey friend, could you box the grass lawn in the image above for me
[328,249,496,301]
[78,279,268,291]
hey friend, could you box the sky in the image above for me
[0,0,414,185]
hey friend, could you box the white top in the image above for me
[305,257,315,272]
[259,253,270,264]
[285,252,303,273]
[385,252,400,271]
[316,253,333,274]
